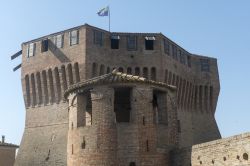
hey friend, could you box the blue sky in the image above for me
[0,0,250,145]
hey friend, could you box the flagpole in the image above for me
[109,6,110,32]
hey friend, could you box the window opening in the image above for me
[41,39,49,52]
[164,39,170,55]
[127,35,137,50]
[172,44,177,60]
[145,36,155,50]
[70,30,79,46]
[27,43,35,57]
[135,67,140,76]
[114,87,131,122]
[111,35,120,49]
[200,59,210,72]
[94,30,103,46]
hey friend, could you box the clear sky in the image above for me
[0,0,250,145]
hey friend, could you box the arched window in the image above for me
[106,67,110,73]
[61,65,67,91]
[48,69,55,103]
[99,64,105,75]
[150,67,156,81]
[127,67,132,74]
[54,67,61,103]
[165,69,168,83]
[135,67,140,76]
[199,85,203,111]
[30,73,36,106]
[36,72,43,105]
[181,79,186,109]
[143,67,148,79]
[42,70,49,104]
[74,63,80,82]
[168,71,172,84]
[67,64,73,85]
[194,85,198,111]
[118,67,124,72]
[177,78,182,106]
[172,74,176,85]
[210,86,213,111]
[25,75,30,107]
[92,63,98,77]
[204,86,208,111]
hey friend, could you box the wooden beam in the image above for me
[11,50,22,60]
[13,64,22,72]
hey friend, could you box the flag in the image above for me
[97,6,109,16]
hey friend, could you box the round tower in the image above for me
[65,71,178,166]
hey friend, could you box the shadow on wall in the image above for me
[170,147,192,166]
[48,40,71,63]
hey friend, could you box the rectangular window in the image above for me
[164,39,170,55]
[172,44,177,60]
[111,35,120,49]
[94,30,103,46]
[54,34,63,48]
[127,35,137,50]
[41,39,49,52]
[200,59,210,72]
[114,87,131,122]
[179,50,187,65]
[145,36,155,50]
[26,43,36,57]
[69,30,79,46]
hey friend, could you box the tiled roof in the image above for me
[64,70,176,98]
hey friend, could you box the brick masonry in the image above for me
[14,24,227,166]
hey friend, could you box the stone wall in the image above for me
[191,132,250,166]
[0,146,17,166]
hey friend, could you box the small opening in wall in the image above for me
[237,155,240,160]
[146,140,149,152]
[142,116,145,126]
[200,161,202,165]
[129,162,136,166]
[223,157,226,161]
[71,122,73,129]
[81,137,86,149]
[212,160,214,164]
[243,153,248,160]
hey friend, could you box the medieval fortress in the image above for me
[12,24,249,166]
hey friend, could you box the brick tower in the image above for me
[15,24,220,166]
